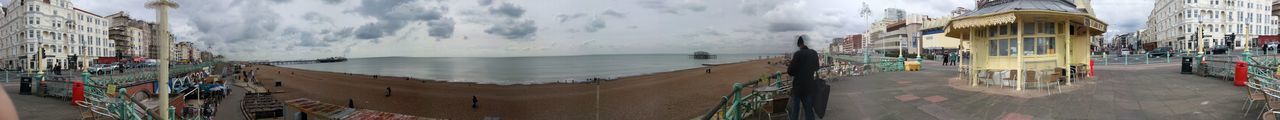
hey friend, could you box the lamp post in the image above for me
[146,0,178,119]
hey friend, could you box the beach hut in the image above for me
[945,0,1106,90]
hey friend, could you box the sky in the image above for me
[57,0,1152,60]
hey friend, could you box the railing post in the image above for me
[1145,53,1150,64]
[1104,54,1109,65]
[1125,54,1130,65]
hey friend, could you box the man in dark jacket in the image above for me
[788,35,820,120]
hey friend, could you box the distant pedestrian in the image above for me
[942,53,950,66]
[348,99,355,108]
[951,52,960,65]
[472,96,479,109]
[385,87,391,97]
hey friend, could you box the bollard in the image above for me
[1125,54,1130,65]
[1235,61,1248,86]
[1145,53,1150,64]
[1089,59,1095,77]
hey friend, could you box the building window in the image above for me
[1023,22,1036,35]
[1041,22,1056,34]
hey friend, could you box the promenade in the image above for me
[823,60,1250,120]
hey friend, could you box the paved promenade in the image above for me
[2,82,78,120]
[824,61,1250,120]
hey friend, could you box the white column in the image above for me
[146,0,178,119]
[1016,20,1025,91]
[1065,21,1073,85]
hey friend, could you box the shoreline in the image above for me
[245,57,786,119]
[268,57,772,86]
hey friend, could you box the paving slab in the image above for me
[823,63,1252,120]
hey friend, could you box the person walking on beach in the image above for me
[385,87,391,97]
[472,96,479,109]
[787,35,820,120]
[348,99,355,108]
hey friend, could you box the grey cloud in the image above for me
[583,18,607,32]
[335,28,355,38]
[740,0,788,15]
[354,21,406,40]
[602,10,626,18]
[182,0,281,44]
[296,32,331,47]
[301,12,332,24]
[485,20,539,39]
[556,13,587,23]
[767,22,814,33]
[628,25,639,29]
[638,0,707,14]
[479,0,494,6]
[427,18,456,39]
[681,28,727,38]
[322,0,341,4]
[489,3,526,18]
[271,0,291,3]
[349,0,453,40]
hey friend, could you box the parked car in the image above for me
[1210,45,1231,54]
[89,64,118,74]
[1148,47,1173,58]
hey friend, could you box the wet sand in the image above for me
[245,57,785,119]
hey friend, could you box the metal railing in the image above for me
[702,56,897,120]
[16,61,225,120]
[1090,53,1184,65]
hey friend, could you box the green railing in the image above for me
[1195,51,1280,119]
[702,56,897,120]
[1090,53,1184,65]
[702,72,785,120]
[20,61,227,120]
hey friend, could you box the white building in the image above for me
[884,8,906,21]
[0,0,114,70]
[1147,0,1279,52]
[107,12,156,59]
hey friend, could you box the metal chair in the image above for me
[1245,84,1267,117]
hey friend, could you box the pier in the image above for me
[248,57,348,65]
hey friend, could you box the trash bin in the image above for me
[1181,56,1194,74]
[18,77,30,95]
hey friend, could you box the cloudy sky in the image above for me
[59,0,1151,60]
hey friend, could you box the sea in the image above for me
[277,53,782,85]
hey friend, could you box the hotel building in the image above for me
[0,0,114,70]
[1147,0,1279,52]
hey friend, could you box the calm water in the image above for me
[278,54,780,85]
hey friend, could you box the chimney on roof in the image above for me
[1075,0,1092,12]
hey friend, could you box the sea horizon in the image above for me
[277,53,783,85]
